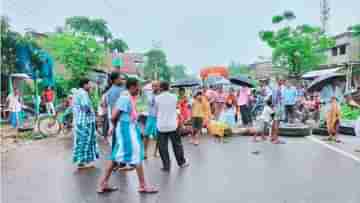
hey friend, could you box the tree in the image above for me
[1,16,17,74]
[109,38,129,53]
[144,49,171,81]
[349,24,360,37]
[228,62,253,77]
[259,11,334,77]
[43,32,105,85]
[171,64,188,80]
[1,16,42,75]
[65,16,112,43]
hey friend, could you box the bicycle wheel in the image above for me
[38,116,61,136]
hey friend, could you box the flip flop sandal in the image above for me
[272,140,286,144]
[78,164,95,170]
[335,139,342,143]
[138,186,158,194]
[97,186,118,194]
[118,165,135,172]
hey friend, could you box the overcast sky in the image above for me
[2,0,360,73]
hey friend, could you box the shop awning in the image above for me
[302,68,342,80]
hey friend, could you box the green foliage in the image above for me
[1,16,43,75]
[109,38,129,53]
[259,12,335,77]
[349,24,360,37]
[89,88,101,109]
[228,62,254,77]
[65,16,112,43]
[1,16,18,74]
[144,49,171,81]
[341,104,360,120]
[54,75,71,98]
[348,24,360,59]
[43,32,105,84]
[272,15,284,24]
[171,64,189,80]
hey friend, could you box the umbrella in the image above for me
[207,77,230,86]
[307,73,346,92]
[10,73,31,79]
[229,76,255,88]
[171,79,201,88]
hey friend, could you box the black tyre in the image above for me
[278,123,311,137]
[339,121,356,136]
[38,116,61,136]
[312,127,329,136]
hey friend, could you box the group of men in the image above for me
[71,72,189,194]
[67,73,360,194]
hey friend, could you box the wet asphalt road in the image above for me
[2,134,360,203]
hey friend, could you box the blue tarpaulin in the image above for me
[15,44,54,86]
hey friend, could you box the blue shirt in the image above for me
[320,85,334,103]
[147,92,157,117]
[114,91,133,122]
[106,85,124,110]
[283,87,297,105]
[272,85,282,106]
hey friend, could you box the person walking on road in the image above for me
[270,78,286,144]
[104,73,125,151]
[237,86,252,126]
[144,81,160,159]
[177,87,191,128]
[156,81,189,172]
[283,81,297,123]
[325,96,341,143]
[191,91,205,145]
[97,78,158,194]
[72,79,99,169]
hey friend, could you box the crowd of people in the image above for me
[69,73,338,194]
[6,71,360,194]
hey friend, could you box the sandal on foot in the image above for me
[334,139,342,143]
[118,165,135,172]
[180,162,190,168]
[138,186,158,194]
[97,186,118,194]
[272,140,285,144]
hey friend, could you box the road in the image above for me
[2,134,360,203]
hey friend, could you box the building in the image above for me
[249,61,284,79]
[324,32,360,65]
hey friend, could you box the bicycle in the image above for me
[38,106,73,136]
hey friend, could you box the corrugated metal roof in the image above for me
[302,68,342,80]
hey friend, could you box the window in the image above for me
[331,47,338,56]
[339,45,346,55]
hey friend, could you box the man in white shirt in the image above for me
[155,81,189,171]
[6,88,22,128]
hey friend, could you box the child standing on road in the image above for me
[251,99,274,142]
[43,86,56,115]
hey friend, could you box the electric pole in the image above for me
[152,40,162,80]
[320,0,330,35]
